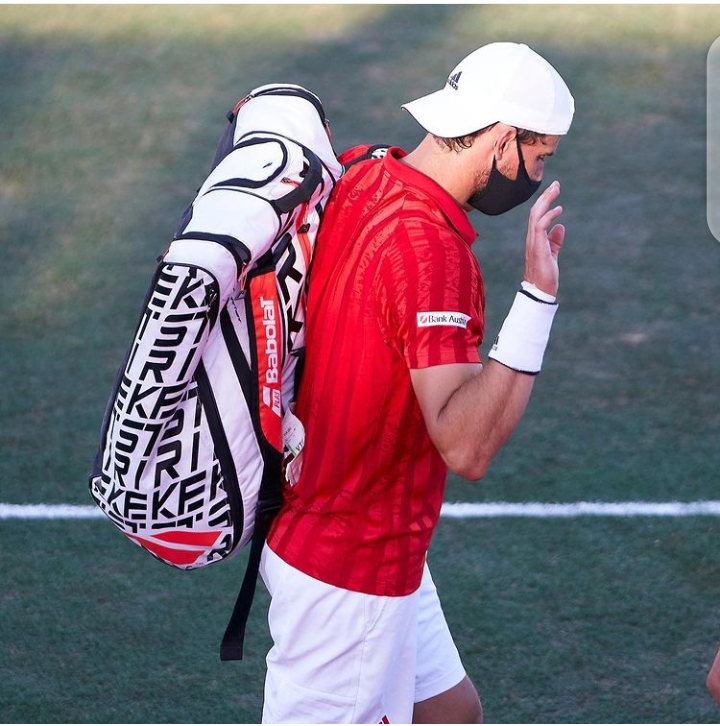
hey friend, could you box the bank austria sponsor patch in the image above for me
[416,311,471,328]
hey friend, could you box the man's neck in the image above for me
[401,135,474,207]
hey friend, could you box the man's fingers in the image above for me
[538,205,563,231]
[548,223,566,254]
[529,180,561,221]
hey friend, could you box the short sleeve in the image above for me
[374,221,485,369]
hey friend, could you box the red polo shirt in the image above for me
[267,146,485,596]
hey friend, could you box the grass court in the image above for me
[1,5,720,723]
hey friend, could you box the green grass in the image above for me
[1,4,720,723]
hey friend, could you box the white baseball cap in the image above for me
[402,42,575,138]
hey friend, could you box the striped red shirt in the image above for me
[267,146,485,596]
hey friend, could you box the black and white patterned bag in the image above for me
[88,84,342,659]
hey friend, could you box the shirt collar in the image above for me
[383,147,478,246]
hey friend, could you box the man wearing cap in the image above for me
[260,42,575,724]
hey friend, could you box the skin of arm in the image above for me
[411,359,534,480]
[410,181,565,480]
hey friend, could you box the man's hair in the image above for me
[433,124,545,153]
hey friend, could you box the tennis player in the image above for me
[261,42,575,724]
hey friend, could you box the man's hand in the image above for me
[523,180,565,297]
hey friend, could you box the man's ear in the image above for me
[493,124,517,162]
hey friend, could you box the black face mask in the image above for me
[468,137,541,216]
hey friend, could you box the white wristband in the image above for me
[488,286,558,375]
[520,280,556,304]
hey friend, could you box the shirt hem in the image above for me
[267,538,424,598]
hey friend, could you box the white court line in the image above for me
[0,504,106,519]
[441,501,720,518]
[2,502,720,520]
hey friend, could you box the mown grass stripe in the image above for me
[3,502,720,520]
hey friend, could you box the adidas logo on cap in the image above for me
[447,71,462,90]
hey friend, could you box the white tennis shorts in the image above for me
[259,544,466,724]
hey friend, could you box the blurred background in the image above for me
[1,5,719,722]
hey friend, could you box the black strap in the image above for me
[220,447,282,661]
[173,231,251,267]
[343,144,391,171]
[249,86,327,126]
[272,147,324,214]
[292,347,306,400]
[211,111,239,170]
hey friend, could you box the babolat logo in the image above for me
[260,296,279,384]
[417,311,471,328]
[260,296,281,416]
[447,71,462,90]
[263,385,282,417]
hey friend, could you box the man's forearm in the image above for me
[435,359,535,480]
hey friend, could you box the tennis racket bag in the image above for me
[88,84,343,660]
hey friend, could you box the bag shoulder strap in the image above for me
[341,144,391,170]
[219,264,285,661]
[219,450,281,661]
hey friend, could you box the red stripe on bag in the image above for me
[233,95,252,115]
[125,533,205,567]
[152,530,224,547]
[249,272,283,452]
